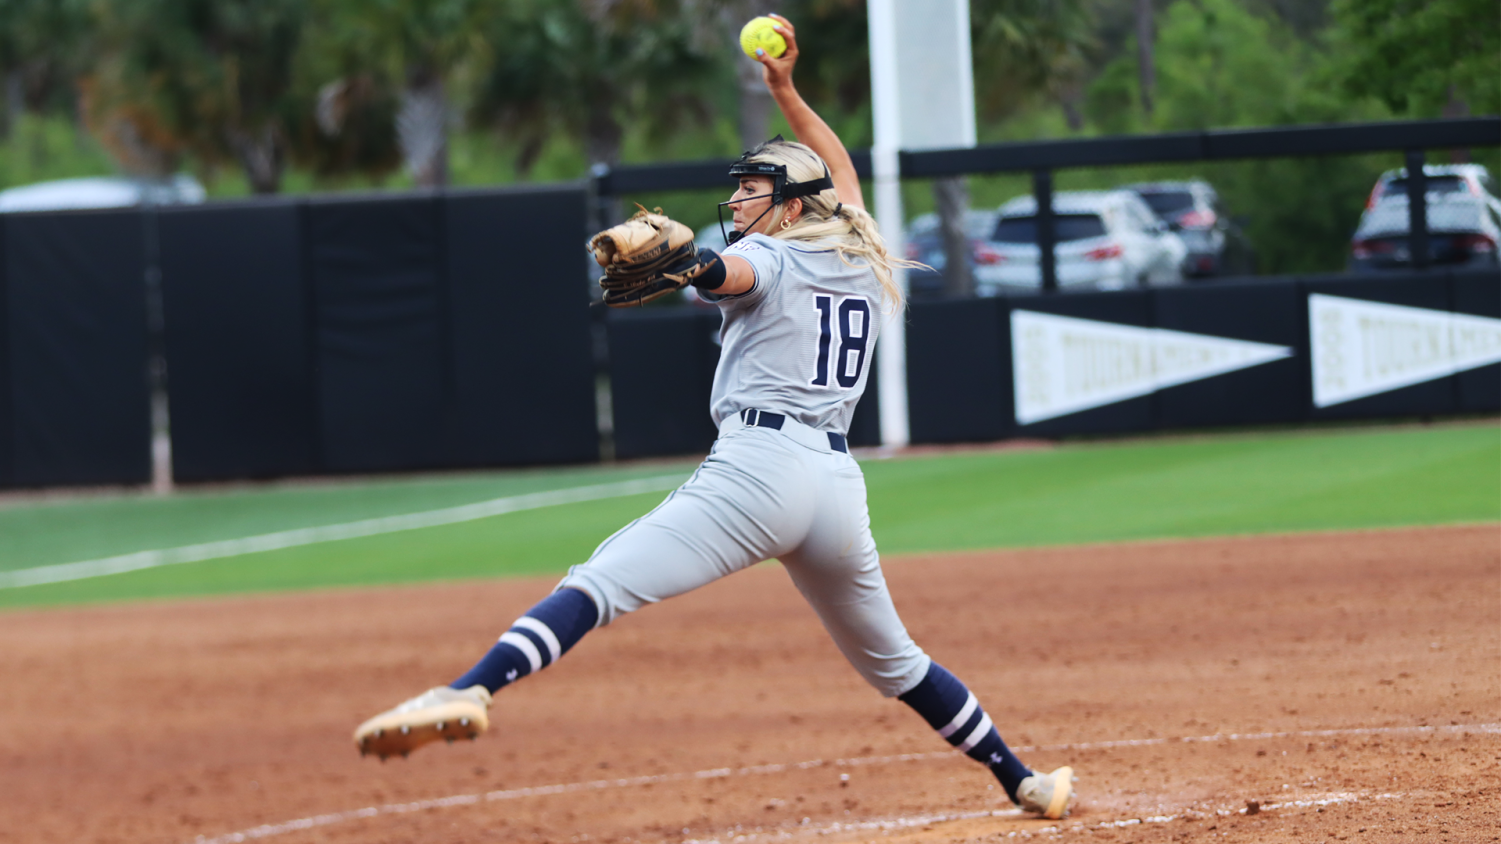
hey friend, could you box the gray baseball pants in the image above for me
[557,412,931,697]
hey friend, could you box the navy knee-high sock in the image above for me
[451,588,598,693]
[898,661,1034,802]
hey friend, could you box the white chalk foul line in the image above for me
[0,475,687,589]
[190,722,1500,844]
[1023,720,1501,753]
[683,790,1405,843]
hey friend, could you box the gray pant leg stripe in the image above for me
[584,461,710,564]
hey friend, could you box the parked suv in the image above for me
[1350,164,1501,271]
[981,190,1186,292]
[1123,180,1253,277]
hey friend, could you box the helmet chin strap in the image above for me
[717,192,779,245]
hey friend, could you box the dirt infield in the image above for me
[1,525,1496,844]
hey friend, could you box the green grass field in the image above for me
[1,423,1495,610]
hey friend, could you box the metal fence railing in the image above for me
[592,117,1501,290]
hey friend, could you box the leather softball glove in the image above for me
[588,206,715,307]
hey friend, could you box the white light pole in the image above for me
[868,0,976,448]
[868,0,909,447]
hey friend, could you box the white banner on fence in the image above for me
[1309,294,1501,408]
[1011,310,1293,425]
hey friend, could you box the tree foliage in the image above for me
[86,0,309,190]
[310,0,488,186]
[469,0,717,171]
[1078,0,1402,273]
[1332,0,1500,116]
[1084,0,1343,133]
[0,0,1481,218]
[971,0,1095,123]
[0,0,92,116]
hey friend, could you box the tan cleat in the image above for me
[1015,766,1076,819]
[353,685,492,760]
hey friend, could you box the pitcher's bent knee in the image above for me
[554,566,642,628]
[852,648,932,698]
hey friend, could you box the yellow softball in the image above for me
[739,16,786,59]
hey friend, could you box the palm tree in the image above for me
[312,0,486,189]
[923,0,1093,297]
[469,0,717,177]
[713,0,776,152]
[1135,0,1155,116]
[972,0,1094,125]
[86,0,310,192]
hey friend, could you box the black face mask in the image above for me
[717,190,778,246]
[717,136,834,246]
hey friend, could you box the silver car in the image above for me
[979,190,1187,293]
[1350,164,1501,271]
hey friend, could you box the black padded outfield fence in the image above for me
[900,267,1499,443]
[0,185,598,490]
[159,186,599,483]
[0,209,152,488]
[159,200,317,482]
[0,119,1495,489]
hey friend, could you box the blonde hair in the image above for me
[745,140,915,312]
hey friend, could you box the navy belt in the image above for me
[739,408,848,453]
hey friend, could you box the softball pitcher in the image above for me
[354,14,1076,820]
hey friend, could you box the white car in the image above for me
[978,190,1187,293]
[0,175,206,213]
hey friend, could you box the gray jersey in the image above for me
[559,235,928,700]
[707,234,881,434]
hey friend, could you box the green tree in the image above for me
[715,0,776,152]
[1157,0,1399,274]
[88,0,309,191]
[310,0,487,187]
[0,0,92,135]
[1244,0,1332,40]
[469,0,717,174]
[1151,0,1309,129]
[1081,0,1395,273]
[299,73,403,185]
[1086,0,1312,132]
[1332,0,1500,116]
[972,0,1095,126]
[923,0,1093,296]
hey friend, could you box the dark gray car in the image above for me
[1124,180,1255,278]
[902,210,1001,299]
